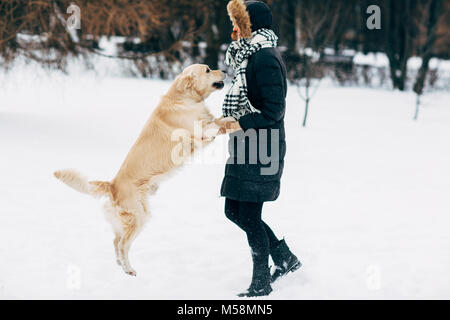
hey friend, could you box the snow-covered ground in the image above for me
[0,62,449,299]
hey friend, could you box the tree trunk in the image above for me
[413,0,442,96]
[385,0,414,91]
[302,96,310,127]
[204,0,231,69]
[282,0,298,54]
[414,94,420,121]
[412,0,442,120]
[205,11,220,70]
[302,81,310,127]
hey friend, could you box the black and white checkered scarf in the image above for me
[222,28,278,119]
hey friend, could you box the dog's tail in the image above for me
[54,169,112,198]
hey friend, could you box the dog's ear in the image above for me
[176,71,195,92]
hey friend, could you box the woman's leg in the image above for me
[262,221,281,250]
[225,198,269,267]
[224,199,301,287]
[224,198,242,228]
[225,199,279,263]
[224,198,275,295]
[237,201,269,268]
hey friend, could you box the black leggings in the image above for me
[225,198,280,268]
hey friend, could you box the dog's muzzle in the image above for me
[213,81,225,89]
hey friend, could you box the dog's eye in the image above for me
[206,68,210,73]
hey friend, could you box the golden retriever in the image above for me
[54,64,232,276]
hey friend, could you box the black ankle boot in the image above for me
[238,265,273,297]
[270,239,302,283]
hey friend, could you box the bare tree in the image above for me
[384,0,418,91]
[294,56,324,128]
[204,0,232,70]
[412,0,446,120]
[286,0,343,127]
[0,0,209,73]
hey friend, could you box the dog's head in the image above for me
[174,64,226,101]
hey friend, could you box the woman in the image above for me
[220,0,301,297]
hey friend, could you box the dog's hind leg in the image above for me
[103,201,125,267]
[113,233,122,266]
[118,211,142,276]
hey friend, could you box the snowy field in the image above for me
[0,62,449,299]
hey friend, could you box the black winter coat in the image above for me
[220,47,288,202]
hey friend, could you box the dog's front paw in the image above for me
[202,135,215,142]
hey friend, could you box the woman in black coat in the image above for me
[220,0,301,297]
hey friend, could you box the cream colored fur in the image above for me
[54,64,233,276]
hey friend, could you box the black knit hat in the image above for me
[245,1,273,32]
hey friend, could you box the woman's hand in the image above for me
[222,120,242,134]
[218,119,242,135]
[214,117,242,135]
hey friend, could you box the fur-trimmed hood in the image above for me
[227,0,252,40]
[227,0,273,40]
